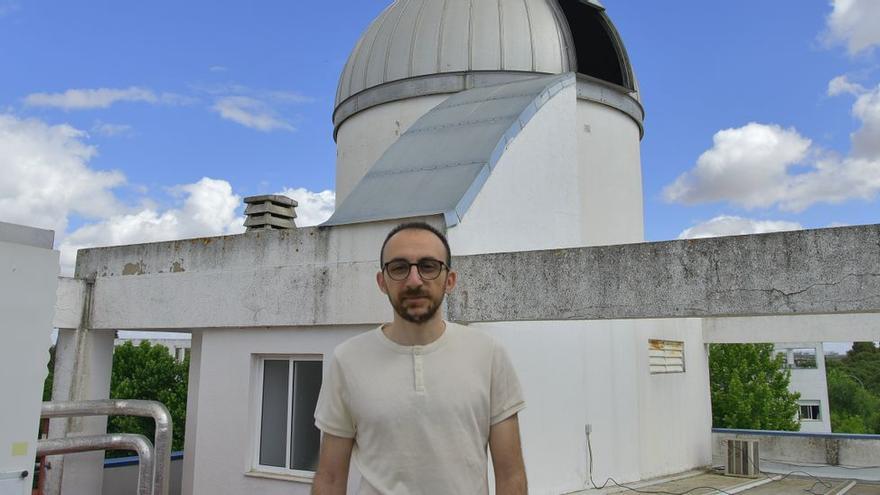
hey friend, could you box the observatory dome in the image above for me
[334,0,637,130]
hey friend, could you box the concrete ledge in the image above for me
[447,224,880,322]
[712,429,880,468]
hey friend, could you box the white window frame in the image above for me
[250,354,323,479]
[798,401,821,422]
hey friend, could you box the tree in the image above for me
[708,343,800,431]
[825,344,880,434]
[108,341,189,456]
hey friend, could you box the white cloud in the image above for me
[850,82,880,158]
[665,103,880,212]
[24,87,191,110]
[58,177,245,274]
[663,123,812,209]
[92,122,133,137]
[211,96,294,132]
[826,0,880,55]
[827,75,865,96]
[678,216,803,239]
[209,65,228,72]
[0,113,125,235]
[276,187,335,226]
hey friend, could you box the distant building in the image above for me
[775,343,832,433]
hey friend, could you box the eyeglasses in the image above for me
[383,259,448,281]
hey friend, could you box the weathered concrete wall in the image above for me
[712,430,880,468]
[448,224,880,323]
[76,219,439,330]
[53,277,86,329]
[76,224,880,331]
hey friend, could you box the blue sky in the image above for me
[1,0,878,279]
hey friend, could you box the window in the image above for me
[792,348,817,369]
[798,402,821,421]
[557,0,633,89]
[649,339,685,374]
[254,357,323,475]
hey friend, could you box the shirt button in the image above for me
[414,347,422,355]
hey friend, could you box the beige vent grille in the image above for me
[649,339,685,374]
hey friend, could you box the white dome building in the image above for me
[329,0,646,252]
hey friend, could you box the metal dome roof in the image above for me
[336,0,577,104]
[334,0,637,133]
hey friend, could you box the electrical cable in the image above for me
[583,431,844,495]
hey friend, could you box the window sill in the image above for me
[244,470,315,484]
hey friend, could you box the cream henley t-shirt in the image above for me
[314,321,525,494]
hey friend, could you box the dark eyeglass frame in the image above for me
[382,258,449,281]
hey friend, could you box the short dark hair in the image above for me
[380,222,452,267]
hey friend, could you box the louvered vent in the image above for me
[725,439,760,478]
[648,339,685,374]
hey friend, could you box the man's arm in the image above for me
[489,414,527,494]
[311,432,354,495]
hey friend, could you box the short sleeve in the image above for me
[489,340,526,425]
[314,352,356,438]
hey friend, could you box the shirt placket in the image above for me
[413,346,425,393]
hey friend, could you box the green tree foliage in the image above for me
[825,342,880,434]
[709,343,800,431]
[108,341,189,456]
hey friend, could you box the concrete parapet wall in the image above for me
[448,224,880,322]
[711,429,880,468]
[73,223,880,331]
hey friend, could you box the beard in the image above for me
[390,288,445,324]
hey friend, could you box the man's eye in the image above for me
[419,261,440,272]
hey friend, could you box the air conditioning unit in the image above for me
[725,439,760,478]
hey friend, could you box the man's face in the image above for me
[377,228,456,324]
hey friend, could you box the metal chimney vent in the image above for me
[725,439,760,478]
[243,195,298,231]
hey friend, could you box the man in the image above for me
[311,222,527,494]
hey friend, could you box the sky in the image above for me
[1,0,879,349]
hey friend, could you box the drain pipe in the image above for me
[37,434,153,495]
[41,400,172,495]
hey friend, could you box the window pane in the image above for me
[792,348,817,369]
[290,361,323,471]
[260,360,290,467]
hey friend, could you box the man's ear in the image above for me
[377,271,389,295]
[444,270,457,294]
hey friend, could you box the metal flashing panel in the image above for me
[324,73,576,227]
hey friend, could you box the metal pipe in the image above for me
[41,400,172,495]
[37,434,153,495]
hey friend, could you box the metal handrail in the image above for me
[37,434,153,495]
[41,400,172,495]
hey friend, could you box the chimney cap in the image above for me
[243,194,298,207]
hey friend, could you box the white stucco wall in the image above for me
[448,84,582,255]
[576,99,645,245]
[473,318,711,494]
[449,88,644,256]
[0,230,58,494]
[335,95,449,207]
[185,326,372,495]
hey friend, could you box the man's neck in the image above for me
[383,316,446,346]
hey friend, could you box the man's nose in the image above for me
[404,265,423,287]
